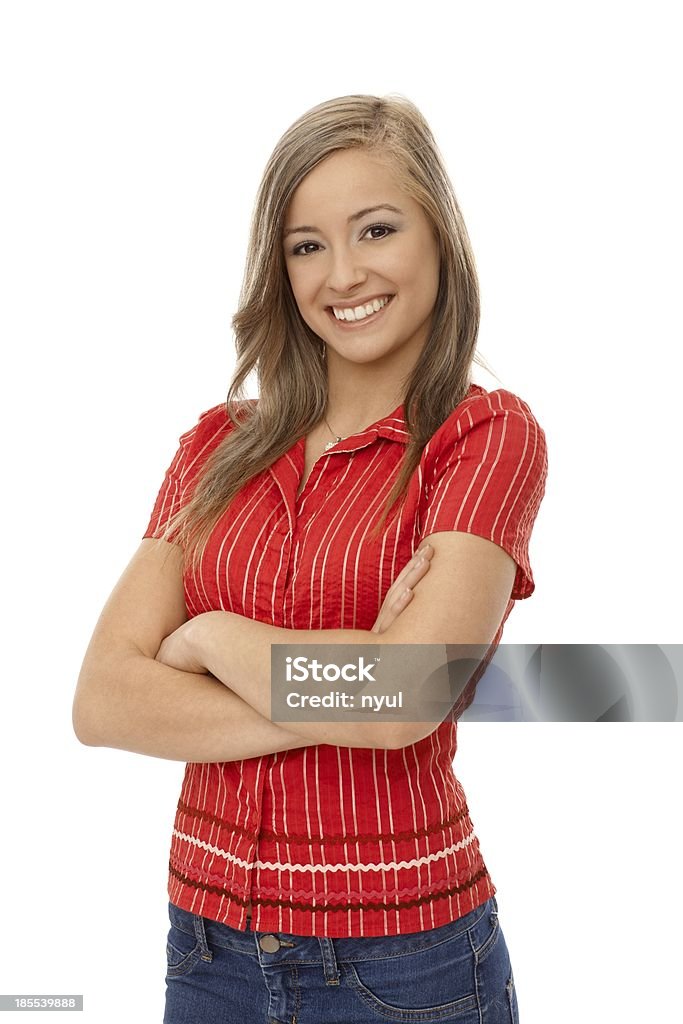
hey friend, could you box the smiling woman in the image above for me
[282,149,441,418]
[73,93,545,1024]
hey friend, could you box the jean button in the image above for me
[259,934,281,952]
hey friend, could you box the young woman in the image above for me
[74,93,547,1023]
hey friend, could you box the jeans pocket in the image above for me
[165,904,213,979]
[342,929,480,1022]
[166,930,201,977]
[470,900,501,964]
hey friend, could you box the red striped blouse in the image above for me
[142,382,548,938]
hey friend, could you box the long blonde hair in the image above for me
[158,93,498,573]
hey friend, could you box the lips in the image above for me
[326,294,395,327]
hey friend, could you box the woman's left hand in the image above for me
[155,618,209,675]
[371,543,433,634]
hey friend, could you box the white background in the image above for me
[1,1,681,1020]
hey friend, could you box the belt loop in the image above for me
[193,913,213,962]
[317,936,340,986]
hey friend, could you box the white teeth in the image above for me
[332,296,391,321]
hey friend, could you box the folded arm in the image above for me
[72,539,310,762]
[179,612,398,749]
[174,531,517,750]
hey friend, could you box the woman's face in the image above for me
[283,148,441,375]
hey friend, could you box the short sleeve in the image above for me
[421,389,548,600]
[142,403,232,544]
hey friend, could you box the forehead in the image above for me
[286,149,408,218]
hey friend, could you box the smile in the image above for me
[326,295,395,328]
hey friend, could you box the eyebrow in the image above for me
[283,204,405,239]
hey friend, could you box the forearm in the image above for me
[194,611,399,749]
[73,651,311,763]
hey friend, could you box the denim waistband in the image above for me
[167,896,496,971]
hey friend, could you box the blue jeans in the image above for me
[163,895,519,1022]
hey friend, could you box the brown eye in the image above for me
[291,241,321,257]
[364,224,395,240]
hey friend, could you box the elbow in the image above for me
[73,722,98,748]
[72,712,96,747]
[385,722,426,750]
[73,648,153,749]
[374,720,423,750]
[72,661,112,747]
[386,729,408,750]
[72,687,102,746]
[371,637,451,749]
[73,644,146,748]
[387,720,443,750]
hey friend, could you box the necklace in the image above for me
[322,414,343,451]
[322,402,399,451]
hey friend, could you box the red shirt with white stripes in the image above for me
[142,382,548,937]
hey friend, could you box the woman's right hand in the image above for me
[370,543,434,635]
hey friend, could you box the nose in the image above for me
[325,245,367,294]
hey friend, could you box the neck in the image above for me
[323,399,402,439]
[323,380,404,438]
[321,344,416,436]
